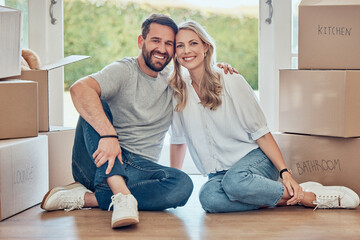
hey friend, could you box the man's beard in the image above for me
[142,45,171,72]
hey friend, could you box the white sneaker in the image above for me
[41,182,92,211]
[300,181,360,210]
[108,193,139,228]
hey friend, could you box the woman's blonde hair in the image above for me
[169,20,222,111]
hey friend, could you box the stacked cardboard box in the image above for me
[0,5,88,220]
[277,0,360,195]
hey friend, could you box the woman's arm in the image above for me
[256,132,303,205]
[170,144,187,170]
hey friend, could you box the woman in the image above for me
[169,20,359,213]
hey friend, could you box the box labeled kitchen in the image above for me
[298,0,360,69]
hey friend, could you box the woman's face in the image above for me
[175,29,208,72]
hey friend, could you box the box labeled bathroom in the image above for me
[273,132,360,195]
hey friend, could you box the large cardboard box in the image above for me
[273,132,360,195]
[14,55,89,132]
[298,0,360,69]
[0,6,21,78]
[0,135,48,221]
[279,69,360,137]
[40,127,75,189]
[0,80,38,139]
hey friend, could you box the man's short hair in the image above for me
[141,13,178,39]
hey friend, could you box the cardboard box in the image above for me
[273,132,360,195]
[0,80,38,139]
[0,6,22,78]
[279,69,360,137]
[40,127,75,189]
[15,55,89,132]
[0,135,48,221]
[298,0,360,69]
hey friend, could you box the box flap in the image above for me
[300,0,360,6]
[0,6,21,12]
[40,55,90,70]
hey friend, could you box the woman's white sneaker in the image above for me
[41,182,92,211]
[300,181,360,209]
[108,193,139,228]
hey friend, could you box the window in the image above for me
[291,0,301,69]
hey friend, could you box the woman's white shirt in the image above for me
[170,69,269,176]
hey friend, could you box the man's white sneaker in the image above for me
[108,193,139,228]
[41,182,92,211]
[300,181,360,210]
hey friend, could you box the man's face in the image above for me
[141,23,175,72]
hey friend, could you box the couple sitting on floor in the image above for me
[40,13,360,229]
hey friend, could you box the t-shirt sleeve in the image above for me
[169,97,187,144]
[89,61,130,101]
[224,72,269,140]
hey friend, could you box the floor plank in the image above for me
[1,175,359,240]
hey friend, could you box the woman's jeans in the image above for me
[199,148,284,213]
[71,101,193,210]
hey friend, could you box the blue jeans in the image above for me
[71,101,193,210]
[199,148,284,213]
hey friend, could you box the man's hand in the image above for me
[217,62,239,74]
[93,138,123,174]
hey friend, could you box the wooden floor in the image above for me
[1,175,360,240]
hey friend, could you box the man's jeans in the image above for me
[199,148,284,213]
[71,101,193,210]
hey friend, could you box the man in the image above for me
[40,13,234,229]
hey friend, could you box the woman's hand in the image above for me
[216,62,239,74]
[93,137,123,175]
[282,172,304,205]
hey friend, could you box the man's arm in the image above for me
[70,76,122,174]
[170,143,187,170]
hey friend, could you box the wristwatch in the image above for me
[279,168,292,179]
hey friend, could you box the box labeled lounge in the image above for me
[17,55,89,132]
[0,135,48,221]
[279,69,360,138]
[0,6,22,78]
[298,0,360,69]
[40,127,75,189]
[273,133,360,196]
[0,80,38,140]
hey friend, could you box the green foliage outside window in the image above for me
[64,0,258,90]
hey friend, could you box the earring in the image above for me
[204,52,207,57]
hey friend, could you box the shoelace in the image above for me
[108,194,135,211]
[313,195,341,211]
[59,197,88,212]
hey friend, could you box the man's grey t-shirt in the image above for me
[90,57,173,162]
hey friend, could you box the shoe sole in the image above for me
[112,216,139,228]
[40,182,84,210]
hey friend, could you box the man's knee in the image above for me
[166,169,193,207]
